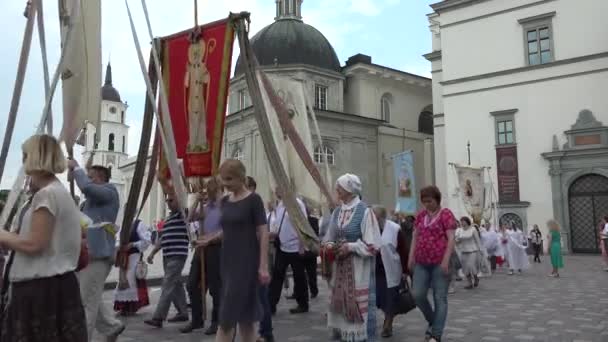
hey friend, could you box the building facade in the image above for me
[225,0,434,207]
[427,0,608,252]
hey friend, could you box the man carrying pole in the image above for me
[181,177,223,335]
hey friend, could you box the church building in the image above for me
[224,0,434,207]
[427,0,608,253]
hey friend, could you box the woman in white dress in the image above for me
[114,219,152,315]
[455,217,482,289]
[506,226,530,275]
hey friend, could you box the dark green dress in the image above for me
[550,230,564,269]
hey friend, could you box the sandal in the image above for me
[381,327,393,338]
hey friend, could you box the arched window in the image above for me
[108,133,115,151]
[314,145,335,165]
[380,94,392,122]
[121,111,125,124]
[418,105,434,135]
[122,136,126,153]
[93,133,98,149]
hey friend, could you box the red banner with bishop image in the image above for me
[158,17,235,183]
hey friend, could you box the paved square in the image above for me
[95,255,608,341]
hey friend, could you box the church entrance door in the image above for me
[568,174,608,254]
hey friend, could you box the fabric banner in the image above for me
[496,146,520,203]
[454,165,485,221]
[59,0,102,147]
[393,151,417,215]
[158,18,235,182]
[259,74,321,204]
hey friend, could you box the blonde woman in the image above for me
[0,134,87,341]
[215,159,270,342]
[546,220,564,277]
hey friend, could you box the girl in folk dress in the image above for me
[114,219,152,315]
[322,173,382,342]
[546,220,564,277]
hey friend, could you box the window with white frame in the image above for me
[491,109,518,145]
[232,145,244,161]
[314,84,328,110]
[238,89,246,110]
[381,94,391,122]
[519,12,555,66]
[314,145,335,165]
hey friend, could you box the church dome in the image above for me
[101,63,122,102]
[234,3,341,75]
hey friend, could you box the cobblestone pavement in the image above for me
[94,255,608,342]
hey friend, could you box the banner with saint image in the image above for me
[393,151,417,215]
[454,165,485,221]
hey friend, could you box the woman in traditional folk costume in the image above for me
[114,219,152,315]
[322,173,382,342]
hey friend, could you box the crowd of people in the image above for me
[0,133,574,342]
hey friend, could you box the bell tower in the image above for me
[275,0,303,21]
[82,63,129,189]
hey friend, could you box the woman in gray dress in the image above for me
[216,159,271,342]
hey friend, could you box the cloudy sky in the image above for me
[0,0,435,189]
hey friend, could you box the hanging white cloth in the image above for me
[379,220,402,288]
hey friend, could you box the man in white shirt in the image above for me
[268,187,309,315]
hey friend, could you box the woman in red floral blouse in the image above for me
[408,186,457,342]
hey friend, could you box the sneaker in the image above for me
[447,285,455,294]
[508,270,514,275]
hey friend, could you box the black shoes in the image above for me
[289,306,309,314]
[204,323,218,335]
[144,319,163,328]
[179,322,203,333]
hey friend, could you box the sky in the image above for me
[0,0,436,189]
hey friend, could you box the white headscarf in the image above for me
[336,173,362,195]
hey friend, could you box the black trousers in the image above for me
[489,255,497,271]
[303,252,318,296]
[187,244,221,325]
[269,249,309,311]
[533,243,542,262]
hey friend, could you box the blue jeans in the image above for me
[258,284,273,338]
[412,264,449,338]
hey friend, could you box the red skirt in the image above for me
[114,279,150,314]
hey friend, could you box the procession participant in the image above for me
[529,224,543,263]
[506,225,530,275]
[455,217,482,289]
[215,160,270,342]
[269,187,309,315]
[0,134,87,341]
[68,157,125,341]
[144,191,190,328]
[322,173,382,342]
[373,205,409,338]
[181,177,223,335]
[113,219,151,316]
[480,225,499,273]
[546,220,564,278]
[409,186,457,342]
[304,203,320,299]
[599,217,608,271]
[246,176,275,342]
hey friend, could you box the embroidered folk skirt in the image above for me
[1,271,88,342]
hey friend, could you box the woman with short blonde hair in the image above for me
[0,134,87,341]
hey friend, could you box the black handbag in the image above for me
[395,279,417,315]
[272,209,287,251]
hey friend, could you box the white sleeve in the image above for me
[133,221,152,252]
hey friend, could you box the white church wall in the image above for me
[439,0,608,81]
[441,69,608,233]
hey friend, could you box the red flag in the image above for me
[158,18,235,181]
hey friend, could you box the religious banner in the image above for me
[158,18,235,186]
[393,151,417,215]
[260,74,321,205]
[496,146,520,203]
[454,164,485,223]
[59,0,102,148]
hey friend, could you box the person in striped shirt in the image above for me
[144,191,190,328]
